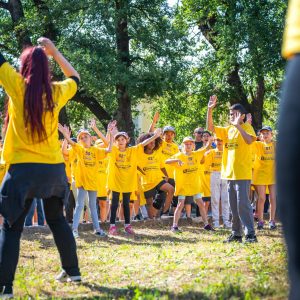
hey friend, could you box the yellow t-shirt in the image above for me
[72,143,107,191]
[282,0,300,59]
[107,144,144,193]
[208,149,223,172]
[137,150,165,191]
[160,140,179,179]
[0,150,7,183]
[68,147,78,181]
[63,154,72,184]
[97,157,109,198]
[171,149,206,196]
[252,141,276,185]
[215,123,256,180]
[199,149,212,197]
[0,62,77,164]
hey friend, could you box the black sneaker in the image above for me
[171,226,182,233]
[257,221,264,230]
[204,224,215,231]
[223,234,242,243]
[0,285,13,299]
[245,234,258,243]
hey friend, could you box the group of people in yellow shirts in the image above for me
[54,98,275,241]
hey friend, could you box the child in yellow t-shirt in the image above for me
[137,132,174,219]
[59,123,114,238]
[94,139,110,224]
[205,138,231,228]
[166,137,214,232]
[107,128,162,236]
[199,131,214,213]
[253,126,276,230]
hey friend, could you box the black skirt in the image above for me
[0,163,68,226]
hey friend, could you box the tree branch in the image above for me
[0,1,9,10]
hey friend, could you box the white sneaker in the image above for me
[213,223,220,228]
[72,230,79,239]
[56,270,81,282]
[223,222,232,229]
[0,286,13,299]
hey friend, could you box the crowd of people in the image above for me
[1,100,276,241]
[0,37,276,298]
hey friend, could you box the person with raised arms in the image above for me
[207,95,257,243]
[0,37,81,298]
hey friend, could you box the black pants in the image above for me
[110,192,131,225]
[65,184,76,223]
[277,54,300,300]
[0,197,80,287]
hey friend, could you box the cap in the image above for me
[163,126,175,134]
[114,131,129,140]
[259,126,272,132]
[77,129,91,141]
[182,136,195,144]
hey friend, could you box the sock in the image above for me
[110,224,115,228]
[125,223,130,228]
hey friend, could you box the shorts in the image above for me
[202,196,211,202]
[178,194,202,204]
[144,180,167,199]
[97,196,107,201]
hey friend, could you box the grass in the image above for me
[14,219,288,299]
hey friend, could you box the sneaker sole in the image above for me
[0,294,14,299]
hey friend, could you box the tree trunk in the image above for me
[115,0,135,139]
[250,77,265,131]
[7,0,32,48]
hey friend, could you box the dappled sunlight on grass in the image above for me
[16,220,288,299]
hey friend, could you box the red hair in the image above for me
[20,46,54,142]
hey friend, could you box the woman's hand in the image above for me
[37,37,58,57]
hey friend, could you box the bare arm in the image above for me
[149,111,160,133]
[90,118,109,146]
[165,158,184,166]
[206,95,217,132]
[235,124,256,144]
[160,167,169,180]
[37,37,80,80]
[140,128,162,147]
[62,138,69,156]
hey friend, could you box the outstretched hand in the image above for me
[153,112,160,124]
[154,128,162,137]
[208,95,217,109]
[230,112,244,126]
[58,123,71,138]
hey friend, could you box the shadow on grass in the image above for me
[45,282,256,300]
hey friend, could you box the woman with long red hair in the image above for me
[0,37,81,298]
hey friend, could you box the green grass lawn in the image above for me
[16,219,288,299]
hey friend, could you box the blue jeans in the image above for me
[25,198,45,226]
[72,188,100,232]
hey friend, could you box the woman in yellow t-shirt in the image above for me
[166,137,214,232]
[253,126,276,230]
[107,128,162,236]
[0,38,81,294]
[59,123,114,238]
[137,132,175,219]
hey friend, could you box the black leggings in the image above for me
[110,192,131,225]
[277,54,300,300]
[0,197,80,287]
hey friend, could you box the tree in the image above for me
[177,0,287,131]
[0,0,192,138]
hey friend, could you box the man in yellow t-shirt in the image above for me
[207,95,257,243]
